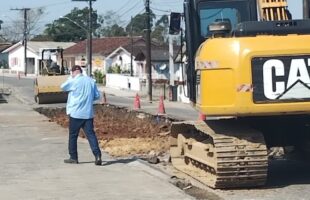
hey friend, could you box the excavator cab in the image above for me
[34,48,69,104]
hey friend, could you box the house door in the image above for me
[26,58,35,74]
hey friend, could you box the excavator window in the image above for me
[198,1,252,38]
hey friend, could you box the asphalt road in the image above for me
[0,101,194,200]
[1,76,140,108]
[3,75,310,200]
[2,76,199,120]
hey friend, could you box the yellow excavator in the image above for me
[34,48,69,104]
[170,0,310,188]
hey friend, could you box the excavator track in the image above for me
[170,120,268,188]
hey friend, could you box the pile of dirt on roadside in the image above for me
[35,104,172,157]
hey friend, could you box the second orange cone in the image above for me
[198,113,206,121]
[134,93,141,109]
[157,96,166,115]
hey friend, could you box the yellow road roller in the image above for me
[34,48,69,104]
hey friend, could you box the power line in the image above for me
[118,8,145,27]
[119,1,142,18]
[150,7,171,13]
[33,1,72,9]
[114,0,133,14]
[119,5,144,20]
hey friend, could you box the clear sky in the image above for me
[0,0,303,34]
[0,0,183,32]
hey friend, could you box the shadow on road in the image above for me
[265,158,310,188]
[102,158,137,166]
[0,94,8,103]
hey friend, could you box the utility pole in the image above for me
[145,0,152,102]
[304,0,310,19]
[88,0,93,76]
[130,16,133,77]
[72,0,96,76]
[11,8,30,76]
[169,34,174,86]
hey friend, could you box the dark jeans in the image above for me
[68,117,101,160]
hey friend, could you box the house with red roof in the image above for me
[64,36,180,79]
[64,36,186,101]
[63,36,146,73]
[3,41,75,75]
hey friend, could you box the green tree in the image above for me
[104,24,127,37]
[125,10,156,36]
[1,8,45,42]
[97,11,127,37]
[30,34,54,41]
[44,7,100,42]
[152,15,169,44]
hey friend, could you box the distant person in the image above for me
[81,66,88,76]
[61,65,102,165]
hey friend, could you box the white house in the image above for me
[105,44,187,101]
[104,46,140,75]
[63,36,146,74]
[3,41,75,75]
[174,45,190,103]
[105,45,181,80]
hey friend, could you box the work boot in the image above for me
[64,158,78,164]
[95,156,102,166]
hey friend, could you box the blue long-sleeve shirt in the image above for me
[61,74,100,119]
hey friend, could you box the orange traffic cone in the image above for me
[157,96,166,115]
[198,112,206,121]
[101,91,107,104]
[134,93,141,110]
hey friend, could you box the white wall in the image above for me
[106,74,140,91]
[175,63,185,81]
[105,73,190,103]
[9,47,40,74]
[177,85,190,103]
[108,52,138,75]
[8,48,22,72]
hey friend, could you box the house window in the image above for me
[11,57,18,66]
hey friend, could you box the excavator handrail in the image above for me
[257,0,290,21]
[233,19,310,37]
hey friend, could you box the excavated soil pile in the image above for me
[35,105,172,157]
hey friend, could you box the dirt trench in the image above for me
[35,104,173,157]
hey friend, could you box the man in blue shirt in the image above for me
[61,65,102,165]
